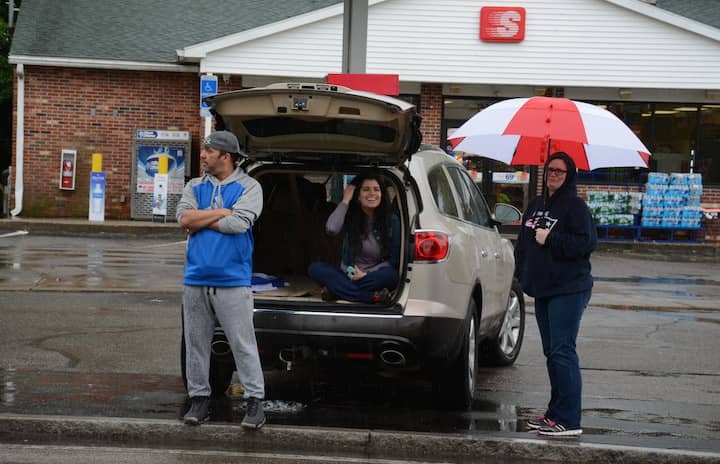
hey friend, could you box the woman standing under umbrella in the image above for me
[514,151,597,437]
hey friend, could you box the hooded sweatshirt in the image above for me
[176,167,263,287]
[514,152,597,298]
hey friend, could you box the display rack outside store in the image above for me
[588,173,705,243]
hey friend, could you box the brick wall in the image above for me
[419,83,442,146]
[10,67,248,219]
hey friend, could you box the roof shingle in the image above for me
[10,0,341,63]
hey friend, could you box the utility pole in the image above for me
[342,0,368,73]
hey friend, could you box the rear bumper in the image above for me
[253,306,466,371]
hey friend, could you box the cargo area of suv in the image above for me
[248,167,407,308]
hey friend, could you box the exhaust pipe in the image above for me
[380,342,407,367]
[279,347,300,372]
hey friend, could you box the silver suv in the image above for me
[200,83,524,409]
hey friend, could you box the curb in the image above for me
[0,220,184,238]
[1,414,719,463]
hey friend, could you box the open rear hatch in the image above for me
[206,83,422,167]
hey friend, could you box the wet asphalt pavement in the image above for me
[1,230,720,462]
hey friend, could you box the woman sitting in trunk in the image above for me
[308,172,400,304]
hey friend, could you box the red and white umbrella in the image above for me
[448,97,651,170]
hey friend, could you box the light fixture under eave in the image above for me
[673,106,699,111]
[705,90,720,100]
[618,89,633,99]
[641,112,652,117]
[654,110,678,115]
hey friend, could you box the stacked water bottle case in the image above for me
[587,191,643,226]
[641,173,703,229]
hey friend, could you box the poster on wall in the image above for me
[136,146,186,194]
[152,173,168,217]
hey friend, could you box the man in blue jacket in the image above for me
[177,130,265,429]
[514,151,597,437]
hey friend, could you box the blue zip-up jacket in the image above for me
[176,167,263,287]
[514,152,597,298]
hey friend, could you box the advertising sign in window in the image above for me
[135,146,186,194]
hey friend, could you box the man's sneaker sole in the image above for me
[183,415,209,426]
[241,417,266,429]
[537,426,582,437]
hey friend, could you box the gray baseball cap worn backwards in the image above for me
[204,130,242,155]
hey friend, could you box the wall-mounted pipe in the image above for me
[10,63,24,217]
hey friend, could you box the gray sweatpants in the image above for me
[183,285,265,399]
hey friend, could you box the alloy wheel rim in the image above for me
[499,291,521,356]
[467,316,476,392]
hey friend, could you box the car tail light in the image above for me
[414,230,449,261]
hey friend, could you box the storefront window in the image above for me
[443,98,720,194]
[697,105,720,184]
[444,97,533,212]
[577,102,652,184]
[653,103,696,173]
[578,102,720,186]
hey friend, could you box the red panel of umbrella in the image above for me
[448,97,651,170]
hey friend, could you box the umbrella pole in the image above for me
[545,137,551,164]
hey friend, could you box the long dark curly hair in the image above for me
[345,171,392,260]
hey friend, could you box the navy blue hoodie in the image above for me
[514,152,597,298]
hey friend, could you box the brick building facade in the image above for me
[8,0,720,243]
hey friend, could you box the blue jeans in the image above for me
[308,261,398,303]
[534,289,591,429]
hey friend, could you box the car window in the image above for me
[428,166,459,218]
[447,166,492,227]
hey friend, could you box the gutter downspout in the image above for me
[11,63,24,217]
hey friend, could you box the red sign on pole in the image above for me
[326,74,399,96]
[480,7,526,43]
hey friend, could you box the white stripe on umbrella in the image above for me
[585,145,649,170]
[454,134,521,164]
[449,98,526,139]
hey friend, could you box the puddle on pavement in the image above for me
[594,276,720,286]
[4,367,705,441]
[2,367,525,435]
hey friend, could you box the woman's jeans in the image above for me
[534,289,591,429]
[308,262,398,303]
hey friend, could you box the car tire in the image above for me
[180,305,236,397]
[482,278,525,366]
[433,300,478,410]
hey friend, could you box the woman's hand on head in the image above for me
[342,184,356,204]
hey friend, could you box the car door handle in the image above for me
[481,250,488,258]
[494,252,501,260]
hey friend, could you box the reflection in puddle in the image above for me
[1,368,16,405]
[594,276,720,286]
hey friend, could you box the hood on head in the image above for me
[543,151,577,199]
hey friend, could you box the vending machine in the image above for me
[131,130,191,220]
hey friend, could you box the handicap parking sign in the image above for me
[200,75,218,117]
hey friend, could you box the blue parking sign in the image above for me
[200,75,218,117]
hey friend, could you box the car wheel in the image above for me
[482,278,525,366]
[433,300,478,410]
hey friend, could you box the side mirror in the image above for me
[494,203,522,224]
